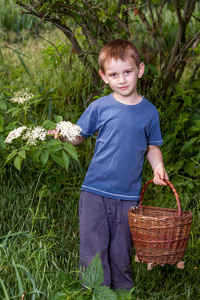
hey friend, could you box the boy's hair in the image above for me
[98,39,141,73]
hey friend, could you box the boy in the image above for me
[49,39,168,290]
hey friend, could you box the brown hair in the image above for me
[98,39,141,73]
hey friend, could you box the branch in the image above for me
[136,6,161,54]
[189,61,200,88]
[174,0,183,24]
[16,1,99,79]
[147,1,156,32]
[161,31,200,95]
[183,0,197,24]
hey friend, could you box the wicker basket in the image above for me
[128,179,193,268]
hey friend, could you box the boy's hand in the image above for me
[47,129,60,139]
[153,163,169,186]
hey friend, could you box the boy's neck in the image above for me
[113,92,142,105]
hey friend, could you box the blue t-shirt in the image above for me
[76,93,163,200]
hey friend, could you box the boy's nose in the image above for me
[118,74,126,84]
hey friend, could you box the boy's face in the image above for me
[99,57,144,104]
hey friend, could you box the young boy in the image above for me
[49,39,168,290]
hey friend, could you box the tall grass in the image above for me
[0,27,94,111]
[0,0,50,42]
[0,167,81,298]
[0,167,199,298]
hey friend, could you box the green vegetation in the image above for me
[0,0,199,299]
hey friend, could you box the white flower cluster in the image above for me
[56,121,82,141]
[5,126,47,146]
[5,126,27,143]
[10,89,34,104]
[22,126,47,146]
[4,121,81,146]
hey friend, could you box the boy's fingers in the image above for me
[153,174,167,186]
[47,129,59,139]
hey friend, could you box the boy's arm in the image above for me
[47,129,86,145]
[146,145,169,186]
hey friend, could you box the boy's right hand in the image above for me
[47,129,60,139]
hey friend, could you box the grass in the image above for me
[0,167,81,298]
[0,168,199,299]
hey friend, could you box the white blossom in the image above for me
[5,126,27,143]
[10,89,34,104]
[56,121,81,141]
[22,126,47,146]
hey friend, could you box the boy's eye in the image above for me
[125,70,132,74]
[110,73,117,77]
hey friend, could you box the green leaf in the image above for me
[188,182,195,189]
[14,155,22,171]
[0,134,5,149]
[21,145,30,151]
[63,142,78,161]
[179,112,189,123]
[183,96,192,106]
[163,133,176,144]
[0,278,10,300]
[181,137,198,152]
[93,286,118,300]
[12,259,24,294]
[49,145,63,153]
[6,107,20,114]
[6,46,29,58]
[43,120,56,130]
[82,253,104,289]
[53,114,63,123]
[15,264,39,293]
[33,149,42,161]
[163,103,180,118]
[41,151,49,165]
[18,149,26,159]
[62,150,69,170]
[50,153,64,167]
[43,139,60,148]
[18,54,32,80]
[194,120,200,127]
[4,124,17,131]
[184,162,196,176]
[5,149,18,163]
[43,139,62,152]
[0,114,4,127]
[0,102,7,110]
[148,64,158,75]
[174,160,184,173]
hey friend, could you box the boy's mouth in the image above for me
[119,86,129,90]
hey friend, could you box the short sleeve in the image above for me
[147,111,163,146]
[76,102,99,138]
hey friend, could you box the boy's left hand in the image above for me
[153,163,169,186]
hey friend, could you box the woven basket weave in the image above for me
[128,179,193,266]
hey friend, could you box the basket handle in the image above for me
[139,179,182,217]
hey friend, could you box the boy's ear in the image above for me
[99,70,109,84]
[138,63,145,78]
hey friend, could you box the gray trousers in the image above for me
[79,191,138,290]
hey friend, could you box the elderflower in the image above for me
[22,126,47,146]
[10,88,34,104]
[5,126,27,143]
[56,121,81,141]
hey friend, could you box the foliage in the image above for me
[0,0,47,42]
[0,174,199,299]
[13,0,200,96]
[52,253,136,299]
[0,87,79,171]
